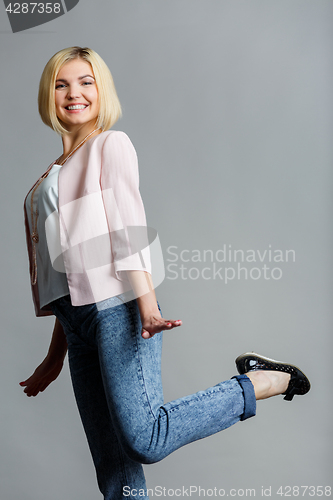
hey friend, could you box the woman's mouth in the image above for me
[65,104,88,113]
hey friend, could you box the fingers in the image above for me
[22,387,37,397]
[141,329,152,339]
[165,319,182,328]
[22,382,38,397]
[19,380,35,396]
[19,378,43,397]
[19,370,38,387]
[141,319,182,339]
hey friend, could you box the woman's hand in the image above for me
[141,315,182,339]
[19,356,64,397]
[126,270,182,339]
[19,318,67,397]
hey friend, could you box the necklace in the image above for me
[54,127,101,166]
[30,127,101,285]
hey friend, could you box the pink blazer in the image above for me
[24,131,151,317]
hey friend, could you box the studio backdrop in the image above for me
[0,1,332,499]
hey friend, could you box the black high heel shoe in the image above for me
[235,352,311,401]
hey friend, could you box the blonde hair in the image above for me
[38,46,122,135]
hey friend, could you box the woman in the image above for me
[20,47,310,500]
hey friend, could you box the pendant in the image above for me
[31,232,39,243]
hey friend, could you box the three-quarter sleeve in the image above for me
[100,131,151,281]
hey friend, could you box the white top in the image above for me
[25,164,69,309]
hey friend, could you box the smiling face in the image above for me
[55,58,99,132]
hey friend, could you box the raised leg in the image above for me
[94,299,256,464]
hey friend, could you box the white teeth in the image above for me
[66,105,87,110]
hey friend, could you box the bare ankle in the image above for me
[247,371,291,400]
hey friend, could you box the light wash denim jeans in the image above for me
[50,294,256,500]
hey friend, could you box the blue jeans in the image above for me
[50,294,256,500]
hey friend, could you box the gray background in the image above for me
[0,1,332,499]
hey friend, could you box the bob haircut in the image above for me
[38,46,122,135]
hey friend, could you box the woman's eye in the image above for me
[55,81,93,89]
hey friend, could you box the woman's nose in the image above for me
[67,85,81,99]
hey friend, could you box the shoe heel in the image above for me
[283,392,294,401]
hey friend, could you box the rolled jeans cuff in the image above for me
[232,374,256,421]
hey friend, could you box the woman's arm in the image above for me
[126,270,182,339]
[100,133,181,338]
[19,318,68,397]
